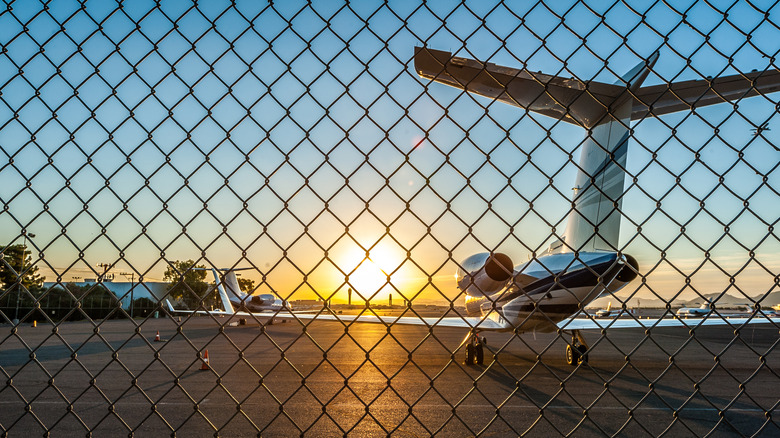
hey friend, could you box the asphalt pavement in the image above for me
[0,315,777,437]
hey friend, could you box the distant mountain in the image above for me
[681,292,752,307]
[680,291,780,308]
[756,291,780,307]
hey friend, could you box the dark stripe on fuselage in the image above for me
[494,259,622,310]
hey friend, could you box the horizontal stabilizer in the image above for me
[414,47,780,128]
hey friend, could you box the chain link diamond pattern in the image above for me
[1,1,778,436]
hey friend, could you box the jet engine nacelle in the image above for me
[249,294,277,305]
[457,252,514,297]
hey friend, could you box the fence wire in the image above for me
[1,1,779,436]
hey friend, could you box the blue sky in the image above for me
[1,0,779,305]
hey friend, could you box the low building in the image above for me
[43,280,168,311]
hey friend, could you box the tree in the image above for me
[63,282,121,320]
[163,260,217,309]
[237,277,255,293]
[131,297,158,318]
[37,285,77,321]
[0,244,45,291]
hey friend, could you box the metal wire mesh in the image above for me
[1,1,779,436]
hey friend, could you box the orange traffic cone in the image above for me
[154,331,161,342]
[200,350,210,371]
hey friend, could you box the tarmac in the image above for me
[0,314,777,437]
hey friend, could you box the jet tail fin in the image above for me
[561,55,661,252]
[620,51,659,89]
[212,268,235,314]
[223,271,244,300]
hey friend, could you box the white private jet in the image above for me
[167,268,291,316]
[170,47,780,366]
[675,301,776,319]
[595,302,615,319]
[676,302,713,318]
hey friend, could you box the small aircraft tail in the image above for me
[212,268,256,314]
[211,268,236,314]
[223,271,245,300]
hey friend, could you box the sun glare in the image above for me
[339,244,404,302]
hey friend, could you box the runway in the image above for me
[0,315,777,437]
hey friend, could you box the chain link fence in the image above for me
[1,1,779,436]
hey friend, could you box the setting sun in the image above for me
[338,244,405,303]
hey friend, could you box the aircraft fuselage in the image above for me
[466,251,638,333]
[230,295,287,313]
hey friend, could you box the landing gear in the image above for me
[465,342,475,365]
[565,344,576,365]
[464,333,485,366]
[565,330,589,366]
[577,345,587,363]
[475,337,484,365]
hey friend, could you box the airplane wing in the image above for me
[166,299,228,316]
[166,300,504,329]
[166,299,281,317]
[414,47,780,128]
[167,299,775,332]
[558,315,778,330]
[274,311,505,330]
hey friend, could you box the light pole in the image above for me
[14,232,35,324]
[120,272,135,318]
[94,263,114,318]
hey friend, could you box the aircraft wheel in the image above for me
[566,344,579,366]
[577,345,588,364]
[475,343,484,365]
[465,343,475,365]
